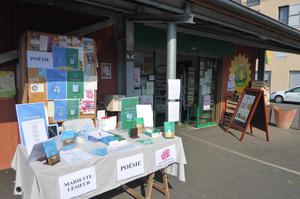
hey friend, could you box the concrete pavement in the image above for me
[1,125,300,199]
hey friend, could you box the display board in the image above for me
[226,88,269,142]
[19,31,98,123]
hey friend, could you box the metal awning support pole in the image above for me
[166,22,177,121]
[257,49,266,81]
[167,23,177,79]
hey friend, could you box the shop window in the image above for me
[247,0,260,7]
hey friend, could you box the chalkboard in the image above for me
[226,88,269,142]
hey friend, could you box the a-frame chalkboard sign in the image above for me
[226,88,270,142]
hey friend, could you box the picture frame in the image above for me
[47,124,59,139]
[101,63,112,79]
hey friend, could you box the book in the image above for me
[43,139,60,165]
[164,122,175,138]
[100,134,127,146]
[144,128,162,138]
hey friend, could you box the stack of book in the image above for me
[100,134,127,146]
[144,128,162,138]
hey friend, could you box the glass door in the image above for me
[196,57,218,128]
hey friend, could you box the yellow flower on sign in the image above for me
[229,54,252,93]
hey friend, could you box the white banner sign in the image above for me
[27,50,53,69]
[117,153,144,181]
[155,145,176,167]
[58,166,97,199]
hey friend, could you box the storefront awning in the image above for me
[17,0,300,54]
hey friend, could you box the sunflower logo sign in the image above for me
[228,54,252,93]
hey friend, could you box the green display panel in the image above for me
[121,97,139,130]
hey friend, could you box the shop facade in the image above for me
[131,24,257,127]
[1,0,300,170]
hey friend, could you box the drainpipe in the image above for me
[166,22,177,121]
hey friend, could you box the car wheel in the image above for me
[274,95,284,103]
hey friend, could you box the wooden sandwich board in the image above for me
[226,88,269,142]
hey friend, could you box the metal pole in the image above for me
[166,23,177,121]
[167,23,177,79]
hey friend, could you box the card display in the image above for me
[22,31,98,123]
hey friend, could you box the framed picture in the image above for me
[47,124,59,138]
[101,63,112,79]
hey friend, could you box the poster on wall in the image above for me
[229,54,252,93]
[143,56,153,75]
[133,68,141,87]
[0,71,16,97]
[234,94,256,124]
[80,76,97,114]
[121,97,138,130]
[101,63,112,79]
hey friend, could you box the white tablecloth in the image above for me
[12,135,186,199]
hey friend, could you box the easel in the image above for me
[226,88,270,142]
[122,168,170,199]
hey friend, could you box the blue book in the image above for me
[43,139,58,158]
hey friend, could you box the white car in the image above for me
[270,86,300,103]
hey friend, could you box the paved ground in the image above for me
[1,125,300,199]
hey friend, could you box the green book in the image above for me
[144,128,161,138]
[164,122,175,138]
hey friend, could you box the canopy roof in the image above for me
[18,0,300,54]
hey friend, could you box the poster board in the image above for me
[19,31,98,123]
[226,88,269,142]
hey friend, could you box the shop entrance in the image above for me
[195,57,218,128]
[176,55,219,128]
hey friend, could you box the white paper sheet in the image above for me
[21,118,48,155]
[27,51,53,69]
[203,95,211,110]
[101,116,117,131]
[136,104,153,127]
[168,79,181,100]
[39,35,48,51]
[146,82,154,95]
[59,166,96,199]
[117,153,144,181]
[168,101,180,122]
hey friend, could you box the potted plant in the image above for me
[273,107,297,129]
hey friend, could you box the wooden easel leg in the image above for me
[266,129,270,142]
[145,173,155,199]
[240,130,246,141]
[250,125,253,135]
[151,169,170,199]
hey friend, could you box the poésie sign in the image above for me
[27,50,53,69]
[117,153,144,181]
[58,166,96,199]
[155,145,176,167]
